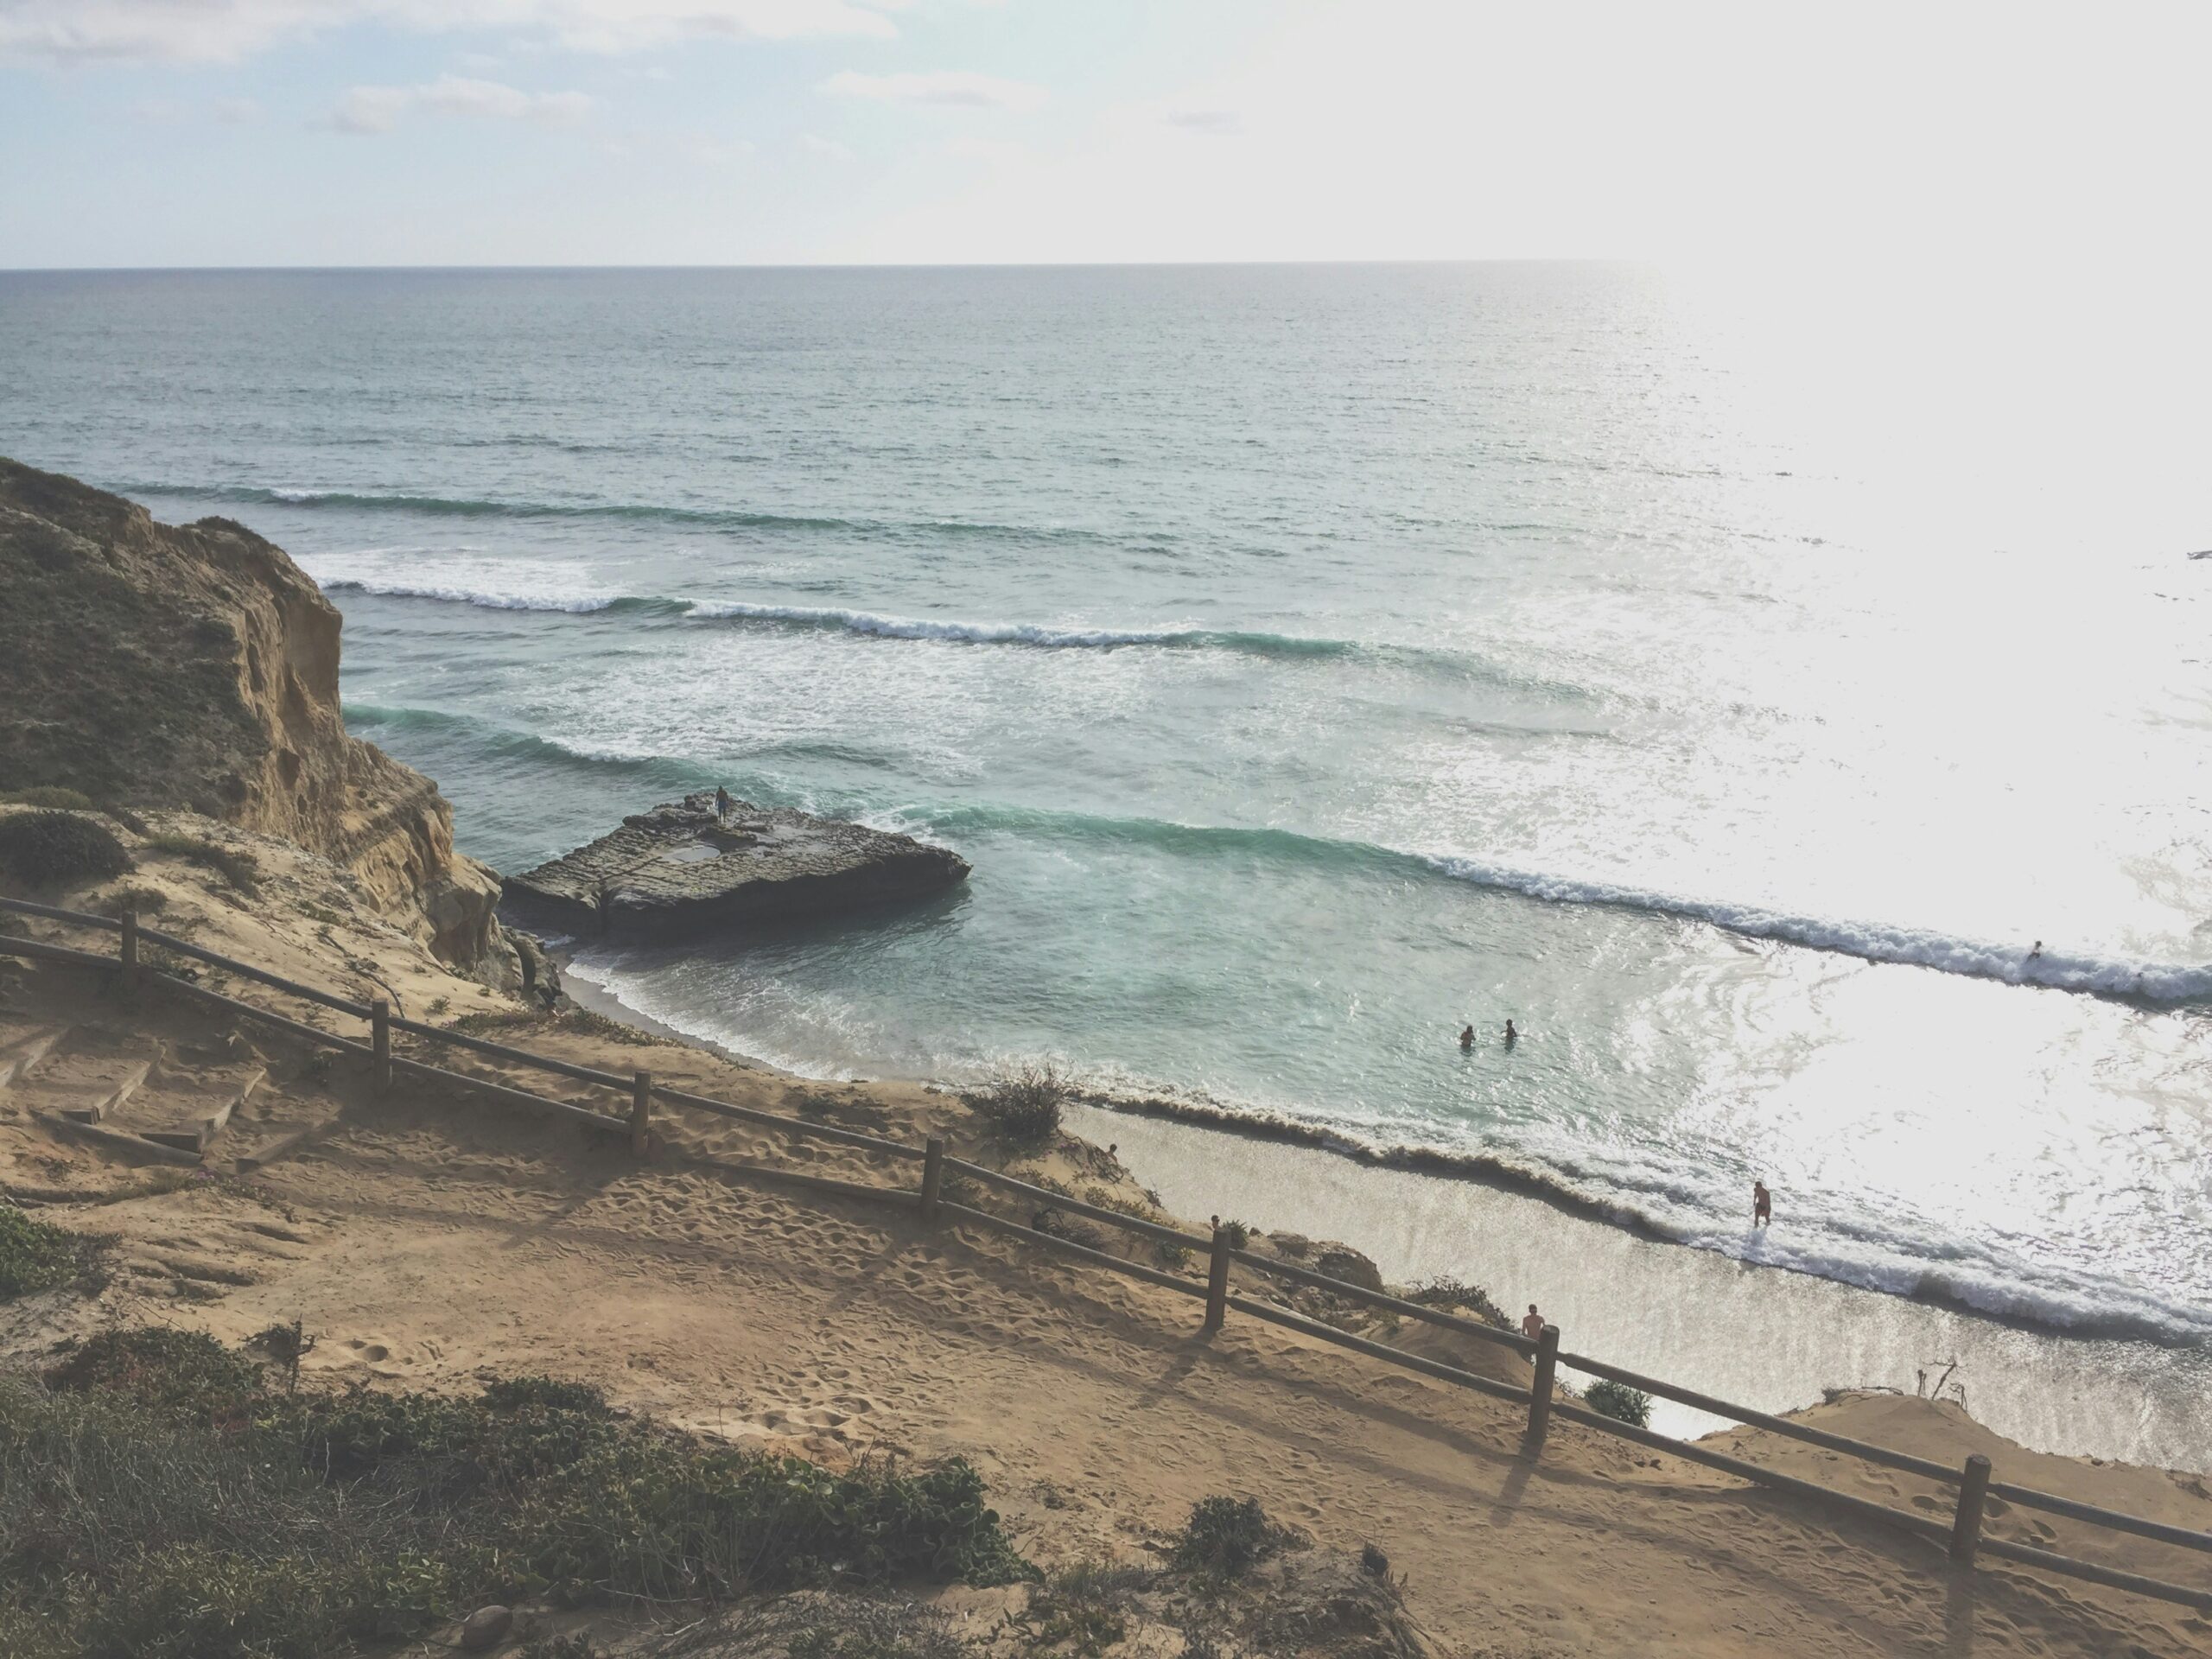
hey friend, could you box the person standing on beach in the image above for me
[1522,1304,1545,1341]
[1752,1180,1772,1227]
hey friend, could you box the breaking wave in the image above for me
[909,804,2212,1003]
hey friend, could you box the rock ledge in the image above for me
[503,793,969,942]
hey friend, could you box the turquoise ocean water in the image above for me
[3,264,2206,1359]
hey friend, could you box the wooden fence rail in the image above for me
[0,892,2205,1616]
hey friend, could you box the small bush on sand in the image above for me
[1173,1497,1294,1580]
[1584,1378,1653,1428]
[1,786,97,810]
[963,1060,1067,1148]
[143,831,261,894]
[97,884,169,918]
[1404,1275,1512,1332]
[0,1206,106,1301]
[1014,1562,1147,1657]
[0,810,133,889]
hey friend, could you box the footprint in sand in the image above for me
[346,1338,391,1363]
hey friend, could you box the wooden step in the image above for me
[0,1023,64,1089]
[17,1054,152,1125]
[124,1066,265,1154]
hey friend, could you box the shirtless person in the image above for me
[1459,1024,1475,1050]
[1752,1180,1772,1227]
[1522,1304,1545,1341]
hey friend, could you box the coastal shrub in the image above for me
[1173,1497,1293,1580]
[0,785,96,810]
[97,883,169,918]
[0,1205,105,1300]
[0,810,133,889]
[1583,1378,1653,1428]
[1404,1275,1512,1332]
[963,1060,1066,1148]
[7,1326,1034,1658]
[1217,1217,1252,1251]
[1014,1562,1146,1657]
[143,831,260,893]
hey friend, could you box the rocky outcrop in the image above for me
[505,792,969,942]
[0,458,508,978]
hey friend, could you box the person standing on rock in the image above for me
[715,785,732,818]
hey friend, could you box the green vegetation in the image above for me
[1583,1378,1654,1428]
[1172,1497,1295,1580]
[1403,1275,1512,1332]
[452,1006,656,1047]
[143,832,261,894]
[1011,1563,1144,1657]
[0,786,97,810]
[0,810,133,889]
[0,1326,1034,1659]
[963,1061,1067,1148]
[0,1206,107,1301]
[97,884,169,918]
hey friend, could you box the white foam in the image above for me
[302,553,623,615]
[686,599,1188,649]
[1420,854,2212,1002]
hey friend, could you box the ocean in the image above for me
[3,264,2207,1376]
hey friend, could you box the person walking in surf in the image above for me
[1752,1180,1772,1227]
[1503,1019,1517,1047]
[1459,1023,1475,1050]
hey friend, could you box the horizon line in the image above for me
[0,256,1654,276]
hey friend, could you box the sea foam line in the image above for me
[1416,853,2212,1001]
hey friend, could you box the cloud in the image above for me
[0,0,899,64]
[1166,109,1241,137]
[212,97,264,124]
[328,75,593,134]
[672,130,757,167]
[820,69,1046,111]
[801,132,855,161]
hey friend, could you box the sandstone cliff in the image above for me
[0,458,508,976]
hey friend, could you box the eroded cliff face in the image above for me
[0,458,509,977]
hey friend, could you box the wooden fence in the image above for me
[2,893,2206,1616]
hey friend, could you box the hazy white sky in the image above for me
[2,0,2208,269]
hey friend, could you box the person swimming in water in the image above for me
[1503,1019,1517,1046]
[2028,940,2043,960]
[1459,1024,1474,1050]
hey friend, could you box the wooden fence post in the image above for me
[118,908,139,1000]
[1203,1225,1232,1334]
[631,1071,652,1157]
[1526,1324,1560,1443]
[371,1000,391,1095]
[920,1137,945,1221]
[1950,1454,1993,1563]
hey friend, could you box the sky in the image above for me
[1,1,2209,268]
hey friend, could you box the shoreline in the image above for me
[539,930,2212,1471]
